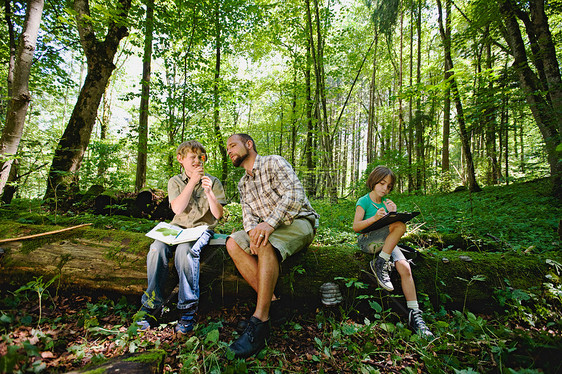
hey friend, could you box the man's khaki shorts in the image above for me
[229,217,315,261]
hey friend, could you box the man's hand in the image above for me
[249,222,275,254]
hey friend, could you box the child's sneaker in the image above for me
[136,307,157,331]
[408,309,433,338]
[370,256,394,291]
[175,313,195,335]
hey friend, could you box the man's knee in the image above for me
[226,237,242,258]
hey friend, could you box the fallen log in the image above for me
[66,349,166,374]
[0,221,559,314]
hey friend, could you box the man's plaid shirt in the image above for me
[238,154,319,232]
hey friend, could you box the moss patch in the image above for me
[123,349,166,364]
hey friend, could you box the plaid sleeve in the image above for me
[240,181,260,232]
[263,156,306,228]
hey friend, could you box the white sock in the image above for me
[379,251,391,261]
[407,300,420,310]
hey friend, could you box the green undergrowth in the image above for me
[314,177,561,252]
[1,178,560,253]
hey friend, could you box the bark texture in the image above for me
[0,0,44,196]
[44,0,132,200]
[499,0,562,198]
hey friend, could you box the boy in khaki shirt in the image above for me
[138,141,226,334]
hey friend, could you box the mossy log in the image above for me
[66,349,166,374]
[0,221,559,314]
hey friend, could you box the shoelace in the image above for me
[245,321,256,343]
[381,261,392,282]
[410,310,427,329]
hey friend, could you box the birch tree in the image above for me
[0,0,44,197]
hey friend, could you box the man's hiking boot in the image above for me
[370,256,394,291]
[408,309,433,338]
[236,299,285,333]
[230,316,270,358]
[136,307,157,331]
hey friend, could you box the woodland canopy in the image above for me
[0,0,561,202]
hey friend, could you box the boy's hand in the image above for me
[189,166,205,185]
[201,176,213,193]
[384,199,397,212]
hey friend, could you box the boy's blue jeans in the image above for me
[141,230,213,317]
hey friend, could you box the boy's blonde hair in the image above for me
[366,166,396,191]
[176,140,207,159]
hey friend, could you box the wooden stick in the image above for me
[0,223,92,244]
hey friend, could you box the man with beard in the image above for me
[225,133,319,358]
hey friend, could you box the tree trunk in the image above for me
[367,32,378,165]
[1,0,16,122]
[290,69,298,166]
[135,0,154,193]
[212,4,228,186]
[303,40,316,197]
[414,0,424,192]
[97,86,111,181]
[499,0,562,198]
[0,0,44,197]
[483,28,500,185]
[441,0,451,182]
[529,0,562,121]
[437,0,481,192]
[44,0,132,201]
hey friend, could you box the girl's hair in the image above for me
[366,166,396,191]
[176,140,207,159]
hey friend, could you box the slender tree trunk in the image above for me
[44,0,131,200]
[290,69,298,166]
[212,4,228,185]
[414,0,424,192]
[503,98,509,185]
[0,0,44,197]
[135,0,154,192]
[441,0,451,185]
[483,27,499,185]
[303,41,316,197]
[97,85,111,181]
[437,0,481,192]
[367,32,378,165]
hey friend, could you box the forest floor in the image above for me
[1,292,426,373]
[1,286,561,373]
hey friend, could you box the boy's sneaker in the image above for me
[370,256,394,291]
[408,309,433,338]
[175,313,195,335]
[136,307,157,331]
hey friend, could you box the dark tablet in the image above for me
[360,211,420,233]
